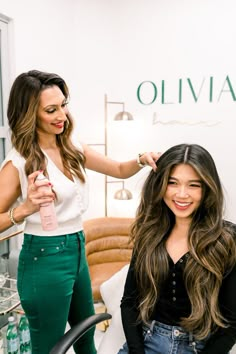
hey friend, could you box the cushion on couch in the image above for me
[97,264,129,354]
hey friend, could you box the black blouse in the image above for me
[120,230,236,354]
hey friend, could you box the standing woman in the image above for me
[118,144,236,354]
[0,70,159,354]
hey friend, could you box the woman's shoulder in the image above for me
[1,148,25,171]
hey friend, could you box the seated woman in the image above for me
[118,143,236,354]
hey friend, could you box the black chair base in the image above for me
[50,312,112,354]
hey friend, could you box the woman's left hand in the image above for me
[139,152,162,172]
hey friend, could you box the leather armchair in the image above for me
[83,217,134,302]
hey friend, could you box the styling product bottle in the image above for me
[35,173,58,231]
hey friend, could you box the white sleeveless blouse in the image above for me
[1,147,89,236]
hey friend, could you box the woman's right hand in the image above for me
[24,171,55,215]
[0,165,54,232]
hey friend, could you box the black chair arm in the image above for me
[49,312,112,354]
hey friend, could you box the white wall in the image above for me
[0,0,78,87]
[0,0,236,222]
[72,0,236,222]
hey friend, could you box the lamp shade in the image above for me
[114,111,133,121]
[114,188,133,200]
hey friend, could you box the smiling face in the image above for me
[36,85,68,137]
[163,163,203,222]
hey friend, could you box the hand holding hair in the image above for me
[137,151,162,171]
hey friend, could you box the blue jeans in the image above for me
[118,320,208,354]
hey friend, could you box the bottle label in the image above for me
[7,337,19,351]
[20,329,31,343]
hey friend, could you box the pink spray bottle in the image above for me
[35,172,58,231]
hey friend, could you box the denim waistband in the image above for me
[145,320,195,341]
[23,231,84,247]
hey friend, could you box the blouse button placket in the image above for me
[172,271,177,301]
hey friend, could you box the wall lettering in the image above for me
[137,76,236,105]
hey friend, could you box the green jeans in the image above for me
[17,231,96,354]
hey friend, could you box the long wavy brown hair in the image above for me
[131,143,236,339]
[7,70,86,181]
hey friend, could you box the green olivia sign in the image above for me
[137,76,236,105]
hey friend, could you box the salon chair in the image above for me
[49,312,112,354]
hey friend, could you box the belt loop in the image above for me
[149,320,156,334]
[78,230,85,242]
[65,234,70,247]
[24,234,33,249]
[77,232,82,270]
[189,332,197,353]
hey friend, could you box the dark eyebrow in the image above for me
[44,98,67,109]
[169,176,202,183]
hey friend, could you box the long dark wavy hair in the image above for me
[7,70,86,181]
[131,143,236,339]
